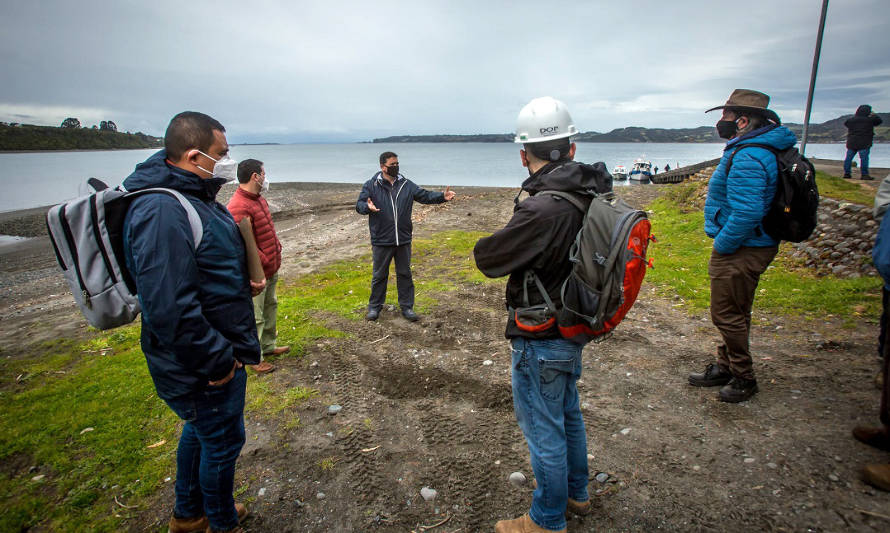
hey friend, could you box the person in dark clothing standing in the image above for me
[356,152,455,321]
[475,96,612,533]
[844,104,883,180]
[123,112,262,533]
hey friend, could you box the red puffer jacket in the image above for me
[227,187,282,279]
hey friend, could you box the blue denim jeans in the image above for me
[510,337,589,531]
[844,147,871,175]
[164,367,247,531]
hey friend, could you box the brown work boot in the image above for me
[853,425,890,451]
[267,345,290,356]
[494,513,565,533]
[205,503,248,532]
[169,514,208,533]
[862,464,890,491]
[566,497,591,516]
[249,361,276,374]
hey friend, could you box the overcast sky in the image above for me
[1,0,887,143]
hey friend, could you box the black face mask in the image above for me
[715,119,739,140]
[386,165,399,177]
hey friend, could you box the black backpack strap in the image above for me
[537,190,588,212]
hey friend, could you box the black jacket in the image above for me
[845,105,883,150]
[356,173,446,246]
[474,160,612,339]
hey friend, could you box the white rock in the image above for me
[482,360,493,366]
[258,487,266,497]
[620,428,631,435]
[316,492,326,500]
[420,487,438,501]
[509,472,527,487]
[31,474,45,482]
[744,457,756,464]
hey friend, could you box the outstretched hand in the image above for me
[443,186,455,201]
[367,198,380,212]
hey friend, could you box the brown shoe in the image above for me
[204,504,248,533]
[169,514,208,533]
[249,361,276,374]
[267,346,291,356]
[862,464,890,491]
[566,497,591,516]
[494,513,565,533]
[852,425,890,451]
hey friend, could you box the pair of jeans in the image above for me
[709,245,778,380]
[253,271,279,357]
[844,147,871,175]
[510,337,588,531]
[369,243,414,310]
[164,367,247,531]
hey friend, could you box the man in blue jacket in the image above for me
[356,152,455,321]
[688,89,797,403]
[123,112,262,533]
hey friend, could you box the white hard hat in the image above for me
[514,96,578,144]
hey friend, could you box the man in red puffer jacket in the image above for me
[227,158,288,374]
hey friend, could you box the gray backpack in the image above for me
[46,178,203,330]
[523,190,654,344]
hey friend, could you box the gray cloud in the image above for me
[1,0,887,142]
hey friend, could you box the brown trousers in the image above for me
[708,245,778,380]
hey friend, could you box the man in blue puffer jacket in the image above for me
[356,151,455,321]
[123,112,261,533]
[688,89,797,403]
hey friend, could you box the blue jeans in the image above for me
[164,367,247,531]
[510,337,589,531]
[844,147,870,175]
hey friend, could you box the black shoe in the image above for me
[842,174,852,179]
[718,377,758,403]
[401,308,419,322]
[862,174,874,181]
[365,308,380,321]
[688,363,732,387]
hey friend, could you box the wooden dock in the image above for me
[650,158,721,184]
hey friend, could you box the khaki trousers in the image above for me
[253,272,279,358]
[708,245,778,380]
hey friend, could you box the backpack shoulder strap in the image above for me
[536,190,588,213]
[127,188,204,248]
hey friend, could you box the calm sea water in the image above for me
[1,142,886,213]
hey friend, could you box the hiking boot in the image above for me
[494,513,565,533]
[862,464,890,491]
[266,346,290,356]
[249,361,276,374]
[169,514,208,533]
[862,174,874,181]
[366,308,380,321]
[842,174,852,179]
[718,377,758,403]
[688,363,732,387]
[402,307,419,322]
[852,425,890,451]
[566,498,591,517]
[205,504,248,533]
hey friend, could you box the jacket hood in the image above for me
[521,160,613,196]
[726,124,797,151]
[122,149,227,200]
[856,105,872,116]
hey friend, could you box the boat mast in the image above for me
[800,0,829,156]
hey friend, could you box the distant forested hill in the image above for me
[372,113,890,144]
[0,123,163,150]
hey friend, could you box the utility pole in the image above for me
[801,0,829,156]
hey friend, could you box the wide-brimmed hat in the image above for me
[706,89,780,124]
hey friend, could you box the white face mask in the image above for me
[194,150,237,182]
[261,177,270,192]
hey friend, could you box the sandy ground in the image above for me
[3,161,890,531]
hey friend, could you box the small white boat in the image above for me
[612,165,628,180]
[628,159,652,181]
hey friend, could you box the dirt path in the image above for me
[3,179,890,531]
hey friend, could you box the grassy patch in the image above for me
[0,229,497,531]
[646,196,881,319]
[816,170,875,205]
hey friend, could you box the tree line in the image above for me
[0,119,163,151]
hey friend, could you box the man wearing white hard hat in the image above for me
[475,97,612,533]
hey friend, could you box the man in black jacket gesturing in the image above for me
[356,152,455,321]
[844,104,883,180]
[475,97,612,533]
